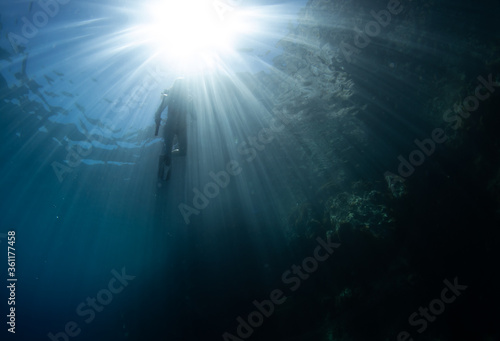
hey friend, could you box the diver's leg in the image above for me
[160,121,175,180]
[177,118,187,156]
[163,121,175,165]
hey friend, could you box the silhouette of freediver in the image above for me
[154,77,193,181]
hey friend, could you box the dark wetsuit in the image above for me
[155,80,191,168]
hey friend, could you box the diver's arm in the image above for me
[154,94,169,136]
[154,94,169,124]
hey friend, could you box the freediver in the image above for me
[154,77,193,181]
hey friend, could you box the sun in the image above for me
[136,0,248,70]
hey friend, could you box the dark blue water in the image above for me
[1,0,499,340]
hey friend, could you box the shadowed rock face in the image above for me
[238,1,500,340]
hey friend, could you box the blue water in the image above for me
[1,0,500,340]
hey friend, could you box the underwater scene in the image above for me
[1,0,499,340]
